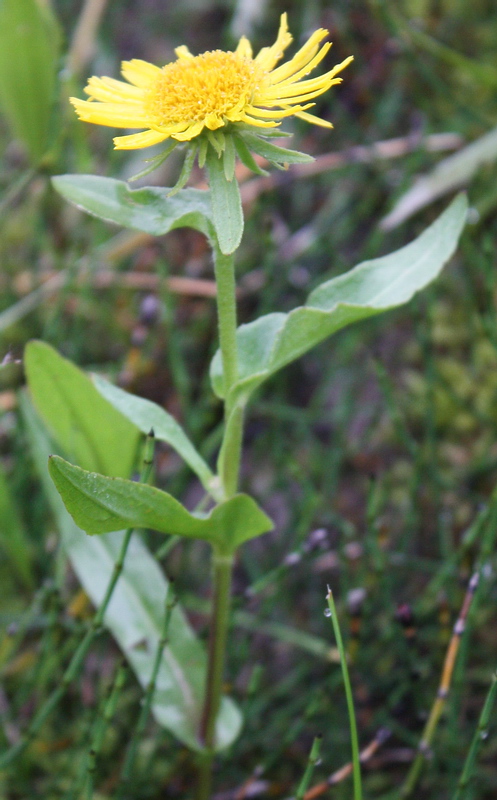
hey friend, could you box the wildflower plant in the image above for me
[24,12,467,799]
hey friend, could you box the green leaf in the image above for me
[240,133,315,166]
[48,455,273,555]
[211,194,468,404]
[0,0,61,163]
[206,146,244,255]
[25,341,139,478]
[0,463,34,589]
[92,376,220,499]
[51,175,215,243]
[21,395,242,752]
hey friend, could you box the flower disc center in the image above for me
[146,50,260,128]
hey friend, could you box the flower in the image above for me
[70,14,353,151]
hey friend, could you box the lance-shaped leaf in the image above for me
[93,376,221,499]
[25,341,139,478]
[21,395,242,752]
[48,455,273,555]
[52,175,215,242]
[210,194,468,405]
[0,0,61,163]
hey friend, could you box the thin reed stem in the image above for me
[326,586,362,800]
[452,669,497,800]
[296,734,323,800]
[84,662,128,799]
[117,583,178,796]
[400,571,480,798]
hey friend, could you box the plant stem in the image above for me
[196,246,241,799]
[196,553,234,800]
[213,247,238,404]
[326,586,362,800]
[213,246,244,498]
[199,554,234,747]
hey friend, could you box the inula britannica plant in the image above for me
[21,12,467,800]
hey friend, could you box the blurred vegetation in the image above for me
[1,0,497,798]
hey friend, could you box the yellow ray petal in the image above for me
[275,88,338,106]
[270,43,332,88]
[93,76,143,97]
[239,113,280,128]
[279,54,353,90]
[121,59,163,88]
[85,77,143,103]
[245,103,312,118]
[255,13,293,71]
[113,130,169,149]
[175,45,194,60]
[71,99,150,127]
[236,35,253,59]
[294,109,333,127]
[262,78,341,103]
[172,121,205,141]
[268,28,328,82]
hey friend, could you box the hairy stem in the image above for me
[213,247,238,405]
[196,246,241,799]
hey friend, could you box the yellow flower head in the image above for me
[71,14,353,150]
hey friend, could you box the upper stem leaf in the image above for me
[210,194,468,404]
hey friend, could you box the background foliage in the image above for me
[0,0,496,797]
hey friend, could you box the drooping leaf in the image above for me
[51,175,215,242]
[0,0,61,163]
[210,194,468,405]
[48,455,273,554]
[21,394,243,752]
[25,341,139,478]
[206,147,244,255]
[92,376,220,498]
